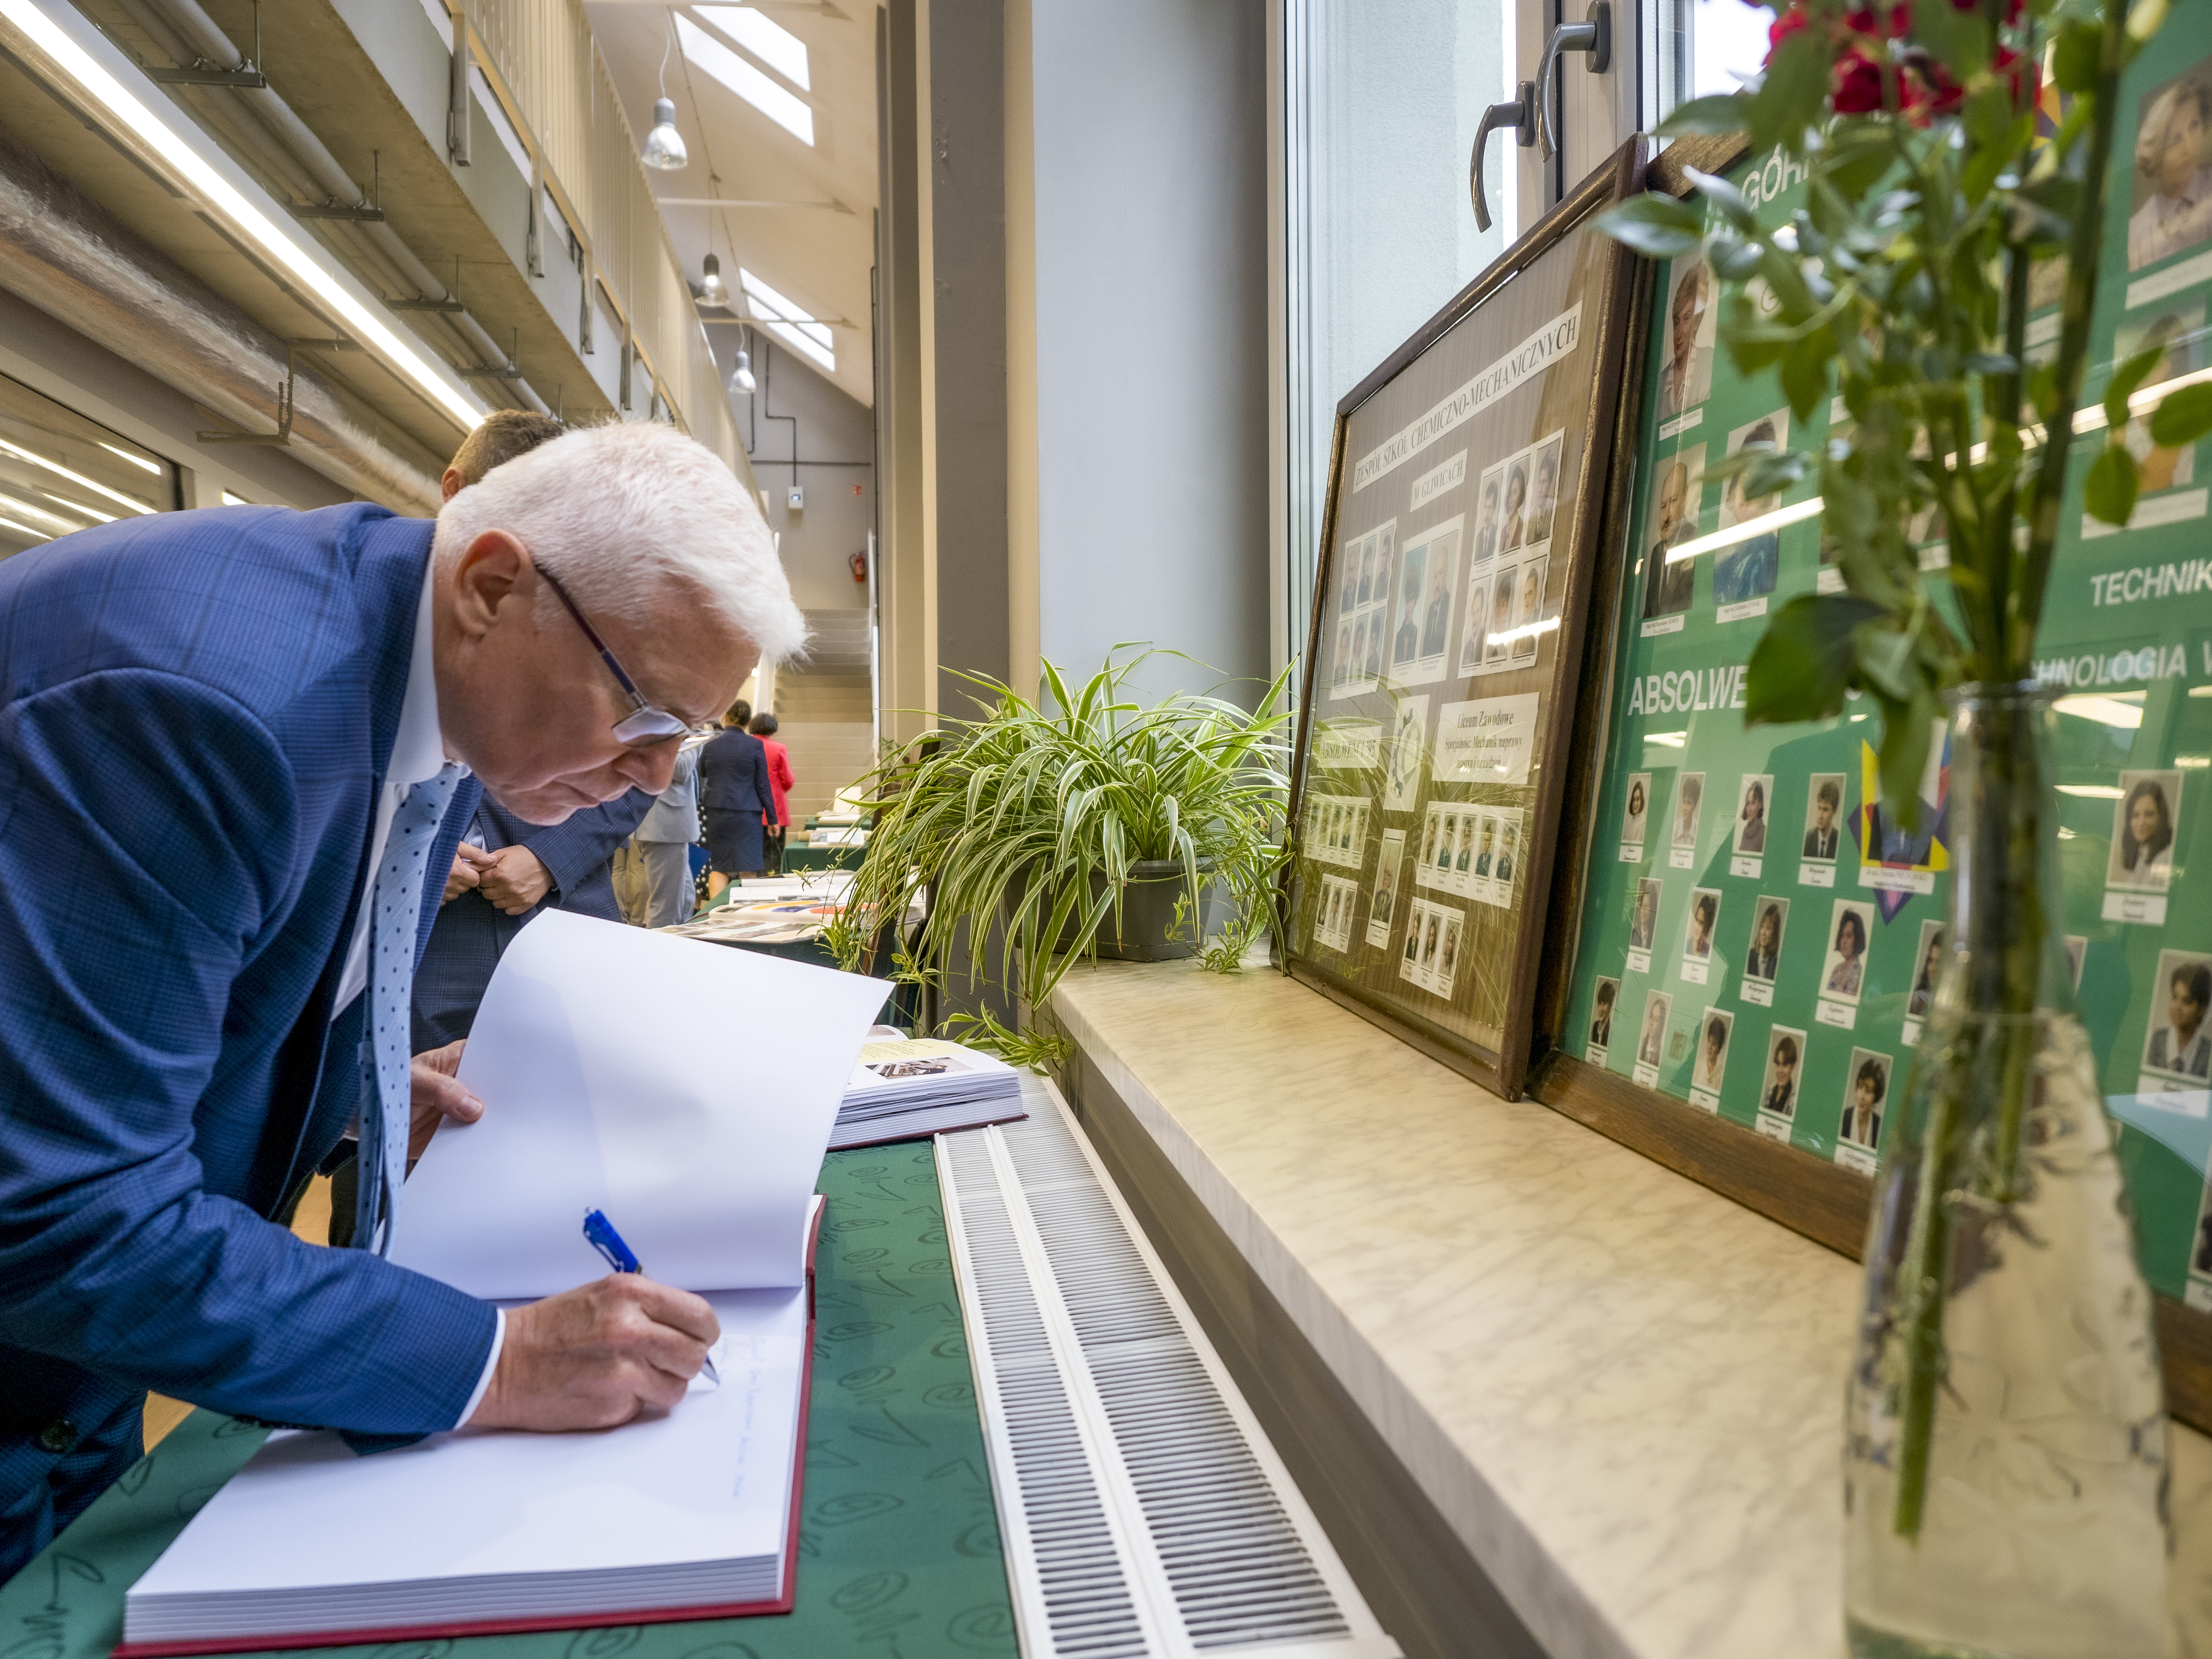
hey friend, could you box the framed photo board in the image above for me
[1281,140,1648,1100]
[1535,71,2212,1429]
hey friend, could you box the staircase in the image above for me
[775,608,876,822]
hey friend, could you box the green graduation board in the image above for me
[1558,20,2212,1322]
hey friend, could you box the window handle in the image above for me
[1536,2,1613,165]
[1469,81,1536,234]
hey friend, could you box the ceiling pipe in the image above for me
[0,124,441,510]
[118,0,552,416]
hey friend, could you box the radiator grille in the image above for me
[938,1090,1398,1659]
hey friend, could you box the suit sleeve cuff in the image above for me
[454,1305,504,1428]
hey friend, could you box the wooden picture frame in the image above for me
[1280,137,1649,1101]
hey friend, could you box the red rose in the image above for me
[1767,4,1810,56]
[1832,48,1888,113]
[1843,5,1911,39]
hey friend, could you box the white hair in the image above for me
[431,420,807,664]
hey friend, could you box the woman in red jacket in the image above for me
[751,712,796,875]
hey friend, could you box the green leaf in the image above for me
[2084,442,2140,527]
[2053,20,2103,93]
[1743,594,1887,727]
[2104,343,2165,431]
[1964,352,2018,377]
[1853,624,1918,703]
[1683,166,1756,236]
[1743,447,1811,498]
[1783,330,1833,421]
[2029,363,2061,425]
[1594,192,1705,258]
[1710,236,1766,281]
[1914,0,1988,79]
[1748,28,1827,156]
[1655,93,1750,136]
[2149,383,2212,448]
[1877,694,1940,835]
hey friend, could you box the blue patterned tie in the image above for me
[354,764,465,1253]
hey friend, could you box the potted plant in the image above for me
[831,651,1292,1066]
[1600,1,2196,1652]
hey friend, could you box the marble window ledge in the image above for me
[1047,958,2212,1659]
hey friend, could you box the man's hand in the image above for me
[467,1276,720,1430]
[443,843,492,903]
[477,845,553,915]
[408,1040,483,1161]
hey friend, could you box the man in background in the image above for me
[625,733,706,928]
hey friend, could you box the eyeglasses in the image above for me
[536,563,691,748]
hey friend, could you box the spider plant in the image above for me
[831,650,1293,1063]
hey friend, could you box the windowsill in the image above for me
[1048,958,2212,1659]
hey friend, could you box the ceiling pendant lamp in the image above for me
[643,97,688,170]
[730,344,757,395]
[701,252,728,306]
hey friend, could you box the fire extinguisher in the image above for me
[850,551,869,584]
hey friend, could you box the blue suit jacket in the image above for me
[0,504,490,1577]
[411,781,653,1051]
[699,727,774,815]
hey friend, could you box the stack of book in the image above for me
[832,1036,1027,1149]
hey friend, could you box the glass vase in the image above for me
[1843,685,2173,1659]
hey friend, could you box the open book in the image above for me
[119,911,889,1656]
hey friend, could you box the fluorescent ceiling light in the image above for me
[0,490,79,529]
[676,14,814,146]
[0,0,483,434]
[44,491,113,522]
[98,441,162,475]
[0,514,50,541]
[739,266,834,371]
[2055,784,2125,799]
[1665,496,1825,564]
[2053,693,2145,729]
[693,6,808,90]
[222,490,253,505]
[0,437,153,514]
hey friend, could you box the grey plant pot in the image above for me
[1048,859,1228,963]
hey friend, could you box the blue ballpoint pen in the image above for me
[583,1208,717,1384]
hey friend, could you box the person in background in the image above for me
[751,712,794,877]
[700,702,777,894]
[625,733,707,927]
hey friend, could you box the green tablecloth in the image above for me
[781,844,859,873]
[0,1144,1016,1659]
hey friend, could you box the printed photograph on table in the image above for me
[1546,105,2212,1383]
[1284,139,1646,1098]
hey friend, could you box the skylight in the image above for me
[675,15,813,146]
[692,6,808,90]
[739,267,834,372]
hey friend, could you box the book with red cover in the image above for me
[117,914,887,1656]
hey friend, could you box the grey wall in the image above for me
[1027,0,1271,704]
[737,337,876,614]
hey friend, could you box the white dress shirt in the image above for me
[329,554,502,1427]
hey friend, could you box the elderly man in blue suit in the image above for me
[0,420,806,1580]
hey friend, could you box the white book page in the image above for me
[128,1287,808,1606]
[391,911,887,1298]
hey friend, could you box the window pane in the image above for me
[1285,0,1517,689]
[1655,0,1772,123]
[0,372,174,563]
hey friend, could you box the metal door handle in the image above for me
[1470,81,1535,234]
[1537,1,1612,164]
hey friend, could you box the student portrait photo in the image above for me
[1456,814,1476,879]
[1499,460,1531,553]
[1457,577,1491,675]
[1839,1049,1892,1151]
[1472,467,1504,564]
[2109,770,2181,891]
[1354,536,1377,607]
[1761,1027,1805,1119]
[1682,887,1720,962]
[1694,1009,1733,1094]
[1641,448,1703,619]
[1629,878,1662,951]
[1658,259,1715,417]
[1591,978,1619,1049]
[1416,528,1458,661]
[1371,856,1400,931]
[1392,541,1428,669]
[1475,815,1498,876]
[1907,921,1945,1019]
[1713,412,1786,605]
[1746,897,1788,983]
[1719,411,1789,529]
[1496,820,1520,885]
[1803,774,1845,861]
[1418,809,1440,867]
[1420,910,1442,972]
[1621,773,1651,847]
[1438,916,1463,987]
[1638,991,1672,1067]
[1822,900,1875,1004]
[1525,437,1564,547]
[2128,65,2212,271]
[1672,771,1705,850]
[1486,567,1517,663]
[2116,308,2200,491]
[1510,559,1545,659]
[2143,951,2212,1080]
[1735,774,1772,855]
